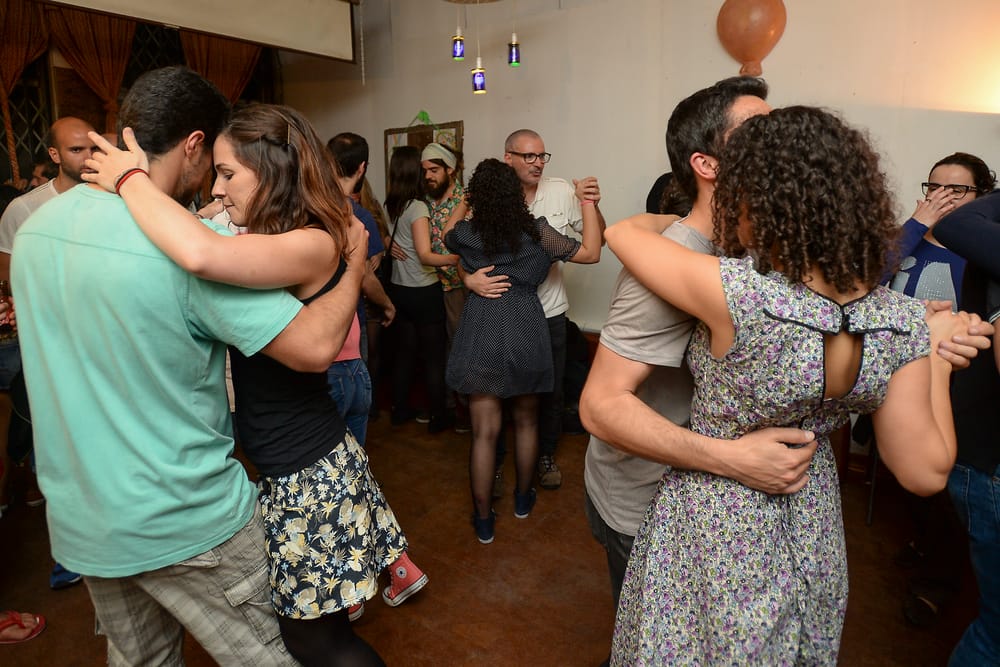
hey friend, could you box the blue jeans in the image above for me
[327,359,372,446]
[584,491,635,609]
[948,462,1000,666]
[0,339,21,391]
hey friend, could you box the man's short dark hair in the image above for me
[666,76,768,202]
[118,66,230,157]
[327,132,369,182]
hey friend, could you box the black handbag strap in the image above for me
[386,211,402,253]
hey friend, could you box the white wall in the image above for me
[281,0,1000,331]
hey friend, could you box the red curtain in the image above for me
[180,32,261,103]
[0,0,48,184]
[45,5,135,133]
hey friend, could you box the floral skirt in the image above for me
[259,432,407,619]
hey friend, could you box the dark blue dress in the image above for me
[444,216,580,397]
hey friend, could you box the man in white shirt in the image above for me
[0,116,98,279]
[0,116,97,589]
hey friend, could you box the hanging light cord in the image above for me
[358,0,366,86]
[476,0,481,59]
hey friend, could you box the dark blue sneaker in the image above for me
[50,562,82,590]
[472,511,495,544]
[514,488,537,519]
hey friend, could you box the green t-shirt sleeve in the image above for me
[185,275,302,356]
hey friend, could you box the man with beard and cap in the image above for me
[422,141,470,431]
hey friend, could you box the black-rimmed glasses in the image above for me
[921,182,979,197]
[508,150,552,164]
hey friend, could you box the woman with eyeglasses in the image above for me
[889,152,996,307]
[881,152,995,630]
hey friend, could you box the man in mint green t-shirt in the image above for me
[11,67,363,666]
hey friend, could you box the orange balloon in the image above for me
[717,0,787,76]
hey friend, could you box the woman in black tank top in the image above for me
[84,104,429,666]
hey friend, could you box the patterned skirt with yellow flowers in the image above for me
[258,431,408,618]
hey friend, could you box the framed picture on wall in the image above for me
[383,120,464,192]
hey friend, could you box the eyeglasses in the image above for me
[921,182,980,197]
[507,150,551,164]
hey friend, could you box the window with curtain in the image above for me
[0,56,51,187]
[122,23,185,90]
[3,16,281,188]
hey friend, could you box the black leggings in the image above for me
[277,611,385,667]
[388,282,447,418]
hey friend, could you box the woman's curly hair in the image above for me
[466,158,539,256]
[713,106,899,294]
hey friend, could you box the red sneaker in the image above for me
[348,602,364,622]
[381,552,428,607]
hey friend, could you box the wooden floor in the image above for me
[0,414,976,665]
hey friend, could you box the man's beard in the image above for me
[425,178,450,200]
[60,164,89,186]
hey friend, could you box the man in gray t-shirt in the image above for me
[583,218,711,603]
[580,78,819,638]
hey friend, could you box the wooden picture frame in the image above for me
[383,120,464,192]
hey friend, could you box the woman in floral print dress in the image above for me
[606,107,965,665]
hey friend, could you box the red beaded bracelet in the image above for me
[114,168,148,195]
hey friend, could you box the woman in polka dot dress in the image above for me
[444,158,602,544]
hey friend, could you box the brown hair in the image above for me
[223,103,349,257]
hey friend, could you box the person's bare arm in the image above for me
[85,129,332,288]
[573,176,608,244]
[926,300,994,369]
[580,343,817,494]
[606,214,733,351]
[258,219,368,372]
[567,198,603,264]
[872,309,963,496]
[361,266,395,326]
[412,216,458,267]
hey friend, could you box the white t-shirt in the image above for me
[583,219,714,536]
[390,199,438,288]
[0,180,60,254]
[528,177,583,318]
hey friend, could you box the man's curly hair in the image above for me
[466,158,540,256]
[712,106,899,294]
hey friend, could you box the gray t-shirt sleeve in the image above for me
[600,221,712,368]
